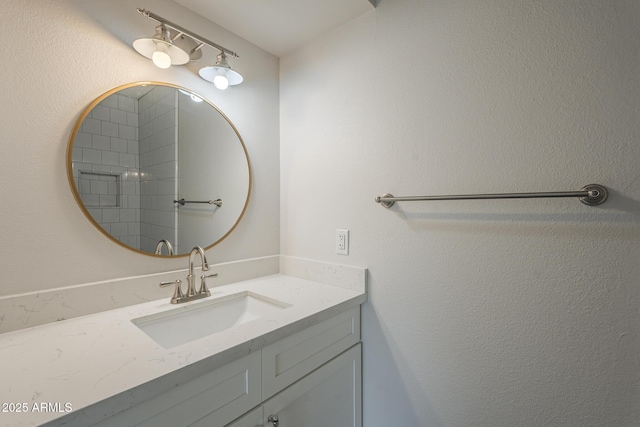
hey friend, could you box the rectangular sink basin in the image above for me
[132,291,291,348]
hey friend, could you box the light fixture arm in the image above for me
[137,8,239,59]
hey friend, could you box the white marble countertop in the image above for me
[0,272,366,427]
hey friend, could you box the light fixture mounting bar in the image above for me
[137,8,239,58]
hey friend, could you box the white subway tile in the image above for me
[118,95,136,113]
[92,134,110,151]
[99,194,117,207]
[101,151,119,166]
[110,137,127,153]
[82,148,101,164]
[74,132,92,148]
[120,209,136,223]
[101,121,119,138]
[90,105,110,121]
[119,124,135,140]
[100,94,118,109]
[110,222,127,237]
[110,108,127,125]
[81,118,101,135]
[90,180,108,195]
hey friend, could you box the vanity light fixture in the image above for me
[133,8,243,89]
[199,52,244,90]
[132,24,190,69]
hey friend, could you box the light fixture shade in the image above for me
[199,66,243,86]
[132,25,190,66]
[198,52,243,88]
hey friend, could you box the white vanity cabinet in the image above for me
[261,306,361,399]
[223,307,362,427]
[94,351,262,427]
[224,406,264,427]
[249,344,362,427]
[94,307,361,427]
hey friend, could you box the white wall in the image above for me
[281,1,640,426]
[0,0,279,296]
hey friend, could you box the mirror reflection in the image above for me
[67,82,251,256]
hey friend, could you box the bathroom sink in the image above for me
[132,291,291,348]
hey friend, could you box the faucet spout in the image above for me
[189,246,209,274]
[187,246,208,297]
[154,239,174,256]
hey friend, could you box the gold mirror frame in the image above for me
[66,81,252,257]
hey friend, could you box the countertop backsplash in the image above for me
[0,256,366,334]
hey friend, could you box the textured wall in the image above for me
[280,1,640,425]
[0,0,280,295]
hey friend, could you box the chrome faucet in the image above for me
[160,246,218,304]
[187,246,209,297]
[154,239,174,256]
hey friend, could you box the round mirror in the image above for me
[67,82,251,257]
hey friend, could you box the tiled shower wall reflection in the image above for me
[139,87,178,254]
[72,93,141,249]
[72,87,178,253]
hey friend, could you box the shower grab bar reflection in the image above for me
[375,184,608,208]
[173,198,223,207]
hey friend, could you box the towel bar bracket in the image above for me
[377,193,396,209]
[579,184,608,206]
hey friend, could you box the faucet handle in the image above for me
[160,279,183,304]
[199,273,218,296]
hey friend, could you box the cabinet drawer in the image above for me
[262,306,360,399]
[96,351,261,427]
[262,344,362,427]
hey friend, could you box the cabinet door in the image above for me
[262,344,362,427]
[225,406,263,427]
